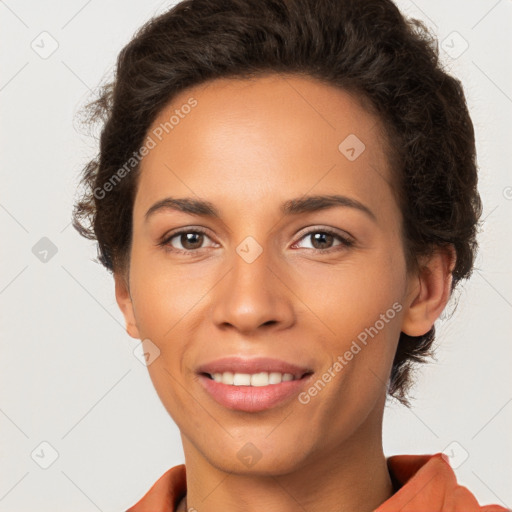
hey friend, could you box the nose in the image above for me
[211,245,296,334]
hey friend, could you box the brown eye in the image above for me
[178,232,205,250]
[160,228,216,254]
[309,232,335,250]
[293,228,354,252]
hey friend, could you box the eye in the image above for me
[292,227,354,252]
[158,226,354,255]
[159,227,217,254]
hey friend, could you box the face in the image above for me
[116,73,432,475]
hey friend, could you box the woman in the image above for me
[72,0,508,510]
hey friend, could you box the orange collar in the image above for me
[377,453,508,511]
[126,453,508,512]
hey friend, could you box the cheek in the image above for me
[128,246,205,338]
[127,250,201,422]
[294,247,406,393]
[294,249,405,332]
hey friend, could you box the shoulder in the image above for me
[125,464,186,512]
[378,453,509,512]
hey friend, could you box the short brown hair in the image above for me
[73,0,482,407]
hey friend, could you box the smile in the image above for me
[206,371,298,386]
[198,371,313,412]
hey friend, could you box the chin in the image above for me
[195,431,316,477]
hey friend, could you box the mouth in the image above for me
[195,356,314,412]
[196,368,314,412]
[200,370,312,386]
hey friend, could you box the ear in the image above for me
[401,245,456,337]
[114,272,141,339]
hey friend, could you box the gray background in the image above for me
[1,0,511,510]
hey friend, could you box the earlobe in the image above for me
[114,272,141,339]
[401,246,456,337]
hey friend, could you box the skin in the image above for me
[115,73,454,512]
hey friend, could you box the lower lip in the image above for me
[197,373,312,412]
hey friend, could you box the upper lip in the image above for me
[196,356,313,379]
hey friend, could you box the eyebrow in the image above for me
[145,194,377,222]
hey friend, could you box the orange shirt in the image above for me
[126,453,509,511]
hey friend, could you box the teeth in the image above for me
[210,371,296,386]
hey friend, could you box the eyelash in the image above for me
[158,226,354,256]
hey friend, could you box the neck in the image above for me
[178,399,394,512]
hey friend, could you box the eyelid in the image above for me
[293,225,355,244]
[159,225,211,242]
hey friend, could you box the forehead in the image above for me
[136,73,395,221]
